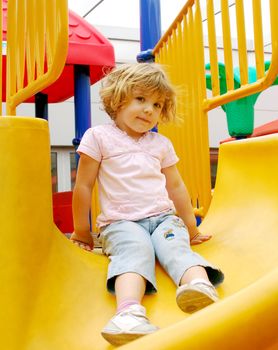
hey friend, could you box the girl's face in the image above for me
[115,90,165,139]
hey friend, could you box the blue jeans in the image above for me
[100,211,224,294]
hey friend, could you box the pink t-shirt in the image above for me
[77,123,179,227]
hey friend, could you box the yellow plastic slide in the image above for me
[1,116,278,350]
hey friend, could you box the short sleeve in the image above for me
[161,138,179,168]
[77,128,102,162]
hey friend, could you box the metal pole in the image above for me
[72,64,91,162]
[73,64,92,227]
[138,0,162,130]
[139,0,161,52]
[35,92,48,120]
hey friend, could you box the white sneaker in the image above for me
[176,281,219,313]
[101,304,159,346]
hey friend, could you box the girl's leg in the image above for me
[177,268,219,313]
[101,220,157,295]
[180,265,210,285]
[151,215,223,313]
[103,270,158,346]
[101,221,158,345]
[151,215,219,287]
[115,272,146,312]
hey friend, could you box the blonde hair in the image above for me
[100,63,176,123]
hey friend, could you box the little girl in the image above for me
[71,63,224,346]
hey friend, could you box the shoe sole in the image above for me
[101,330,152,346]
[176,288,217,313]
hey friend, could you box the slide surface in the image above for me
[1,117,278,349]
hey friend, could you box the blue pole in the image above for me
[138,0,161,132]
[72,65,91,162]
[73,64,92,228]
[35,92,48,120]
[139,0,161,52]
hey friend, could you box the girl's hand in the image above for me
[190,232,212,245]
[70,231,94,251]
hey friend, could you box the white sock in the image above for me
[116,299,139,314]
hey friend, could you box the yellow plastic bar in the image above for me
[176,22,183,86]
[176,15,196,203]
[205,0,278,111]
[188,6,200,208]
[153,0,278,215]
[207,0,220,96]
[268,0,278,84]
[6,1,17,115]
[177,18,195,201]
[91,183,100,231]
[157,10,196,205]
[235,0,248,85]
[26,0,36,84]
[154,1,194,49]
[6,0,68,115]
[155,1,212,214]
[221,0,234,91]
[168,30,176,83]
[0,0,2,115]
[194,0,211,213]
[185,11,200,208]
[46,3,57,69]
[16,0,25,90]
[252,0,264,79]
[35,1,46,77]
[187,8,200,207]
[155,12,193,204]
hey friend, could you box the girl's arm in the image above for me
[71,153,100,248]
[162,164,211,245]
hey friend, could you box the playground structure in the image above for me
[206,61,278,137]
[0,1,278,349]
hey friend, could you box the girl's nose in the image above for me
[144,104,153,114]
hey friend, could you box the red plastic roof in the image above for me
[1,1,115,102]
[221,119,278,143]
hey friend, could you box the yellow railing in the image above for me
[5,0,69,115]
[154,0,278,216]
[0,0,2,115]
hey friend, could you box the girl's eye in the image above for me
[136,96,145,102]
[154,103,162,109]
